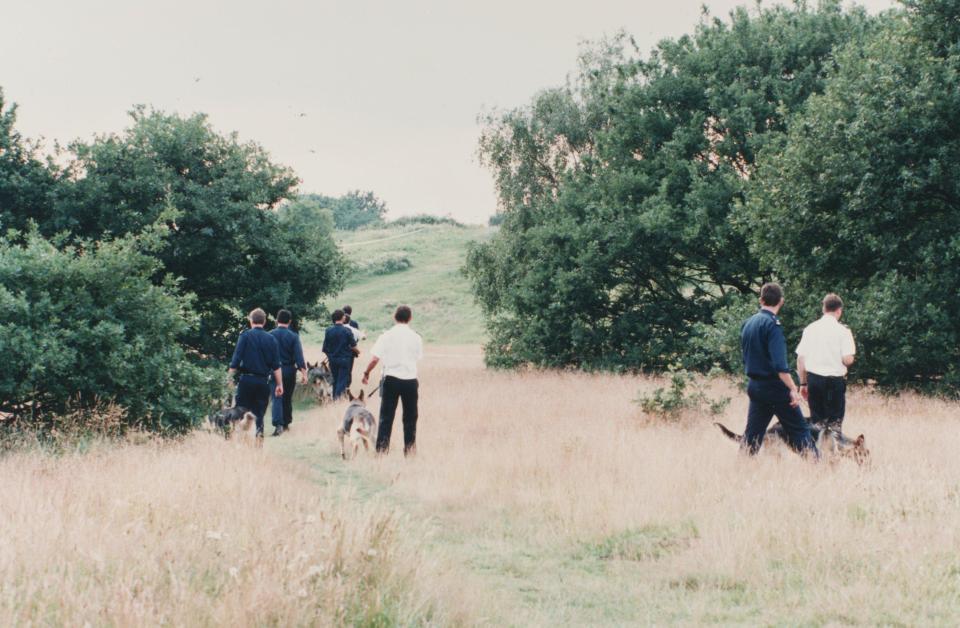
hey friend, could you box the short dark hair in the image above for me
[394,305,412,323]
[249,308,267,325]
[343,305,352,315]
[331,309,345,323]
[277,309,292,324]
[760,283,783,307]
[823,293,844,313]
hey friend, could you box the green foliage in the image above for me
[50,108,343,358]
[743,6,960,392]
[467,2,876,372]
[0,231,220,432]
[0,89,57,233]
[354,253,412,276]
[389,214,464,228]
[635,366,730,421]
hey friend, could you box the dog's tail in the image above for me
[713,422,743,444]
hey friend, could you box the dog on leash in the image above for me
[337,390,377,460]
[714,421,870,465]
[307,361,334,405]
[208,406,258,445]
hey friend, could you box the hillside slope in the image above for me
[305,224,492,345]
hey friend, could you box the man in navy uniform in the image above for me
[269,309,307,436]
[342,305,361,389]
[322,309,357,400]
[740,283,819,458]
[228,308,283,439]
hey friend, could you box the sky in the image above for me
[2,0,896,224]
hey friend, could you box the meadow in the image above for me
[304,223,493,346]
[3,344,959,626]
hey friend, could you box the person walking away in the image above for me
[343,305,362,388]
[796,293,856,430]
[740,283,819,458]
[229,308,283,439]
[361,305,423,456]
[269,309,307,436]
[322,309,357,400]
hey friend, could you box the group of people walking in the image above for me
[740,283,856,458]
[228,303,422,455]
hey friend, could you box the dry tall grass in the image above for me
[0,433,465,626]
[4,345,959,625]
[297,345,960,625]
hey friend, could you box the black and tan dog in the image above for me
[208,406,257,444]
[337,390,377,460]
[715,421,870,465]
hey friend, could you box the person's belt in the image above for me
[240,371,270,380]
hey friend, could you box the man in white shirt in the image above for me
[361,305,423,455]
[796,293,856,429]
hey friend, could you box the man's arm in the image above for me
[770,326,801,407]
[361,356,380,386]
[227,334,245,375]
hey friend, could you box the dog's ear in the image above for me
[359,390,365,401]
[855,434,865,446]
[347,390,354,401]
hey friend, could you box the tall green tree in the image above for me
[744,2,960,391]
[330,190,387,230]
[467,2,877,370]
[0,89,57,233]
[53,108,343,357]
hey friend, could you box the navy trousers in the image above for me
[329,357,353,400]
[271,367,298,428]
[743,379,818,457]
[236,375,271,436]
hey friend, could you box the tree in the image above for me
[743,5,960,391]
[0,89,57,233]
[0,229,220,432]
[467,2,877,370]
[330,190,387,230]
[52,108,344,357]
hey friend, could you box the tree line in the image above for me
[0,102,344,431]
[467,0,960,393]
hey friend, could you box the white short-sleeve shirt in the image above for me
[795,314,856,377]
[371,324,423,380]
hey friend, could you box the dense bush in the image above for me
[0,231,220,432]
[354,253,413,276]
[389,214,463,228]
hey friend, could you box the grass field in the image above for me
[4,345,960,626]
[302,223,492,346]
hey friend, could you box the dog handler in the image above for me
[361,305,423,456]
[228,308,283,439]
[796,293,856,429]
[322,309,357,400]
[740,283,819,458]
[269,309,307,436]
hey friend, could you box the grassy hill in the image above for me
[303,223,492,346]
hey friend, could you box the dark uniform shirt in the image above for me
[741,309,790,380]
[270,326,306,370]
[322,323,357,361]
[229,327,280,377]
[348,319,359,330]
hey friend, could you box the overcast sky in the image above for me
[3,0,896,224]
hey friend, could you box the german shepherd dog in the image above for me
[307,361,334,405]
[337,390,377,460]
[208,406,258,444]
[714,421,870,465]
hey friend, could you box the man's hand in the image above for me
[789,390,802,408]
[361,372,370,386]
[299,369,308,385]
[275,385,284,397]
[800,386,809,401]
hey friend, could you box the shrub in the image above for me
[0,231,220,433]
[390,214,464,228]
[636,366,730,421]
[354,254,413,276]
